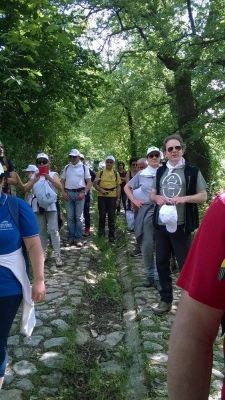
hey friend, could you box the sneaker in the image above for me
[83,228,90,237]
[152,301,172,315]
[74,240,83,248]
[143,278,155,288]
[130,249,142,257]
[55,256,63,266]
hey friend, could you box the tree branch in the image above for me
[186,0,196,35]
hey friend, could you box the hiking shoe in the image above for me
[144,278,155,288]
[130,249,142,257]
[74,240,83,248]
[83,228,90,237]
[55,256,63,267]
[152,301,172,315]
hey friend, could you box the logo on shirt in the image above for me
[162,172,182,198]
[0,220,13,230]
[218,259,225,281]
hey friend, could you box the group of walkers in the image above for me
[0,133,211,393]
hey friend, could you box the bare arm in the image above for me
[124,182,144,208]
[23,236,46,302]
[172,190,207,205]
[168,291,223,400]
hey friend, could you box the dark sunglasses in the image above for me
[167,145,182,153]
[148,152,160,158]
[69,155,79,158]
[37,159,48,165]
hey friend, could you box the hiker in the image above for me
[0,141,17,194]
[61,149,92,247]
[168,191,225,400]
[94,155,121,243]
[80,153,96,237]
[150,134,207,315]
[116,161,127,214]
[0,163,45,390]
[124,147,161,288]
[24,153,63,266]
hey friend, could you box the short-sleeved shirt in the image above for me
[0,194,39,296]
[152,165,207,224]
[177,192,225,309]
[128,166,156,204]
[61,162,91,189]
[95,169,121,198]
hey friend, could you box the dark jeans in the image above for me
[0,294,22,377]
[117,188,127,212]
[155,225,191,303]
[98,196,117,239]
[83,192,91,229]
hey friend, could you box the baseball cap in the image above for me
[106,155,115,162]
[23,164,38,172]
[69,149,80,157]
[159,205,178,233]
[36,152,49,161]
[146,146,160,156]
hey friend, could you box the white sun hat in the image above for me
[159,204,178,233]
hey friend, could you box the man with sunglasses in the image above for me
[94,155,121,243]
[61,149,91,247]
[124,147,161,288]
[151,134,207,315]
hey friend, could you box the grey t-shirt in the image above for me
[152,166,207,224]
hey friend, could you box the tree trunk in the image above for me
[173,68,211,181]
[124,105,137,157]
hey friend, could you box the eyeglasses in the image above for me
[131,163,137,167]
[167,145,182,153]
[106,160,114,164]
[37,159,48,165]
[148,153,160,158]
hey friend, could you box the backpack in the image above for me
[7,195,30,275]
[33,179,57,209]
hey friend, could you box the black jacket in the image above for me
[154,162,200,234]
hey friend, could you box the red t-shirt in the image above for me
[178,192,225,309]
[177,192,225,399]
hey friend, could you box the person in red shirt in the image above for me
[167,192,225,400]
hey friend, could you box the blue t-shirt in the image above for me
[0,194,39,296]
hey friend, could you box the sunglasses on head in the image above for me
[167,145,182,153]
[37,159,48,165]
[148,152,160,158]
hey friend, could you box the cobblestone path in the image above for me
[0,230,224,399]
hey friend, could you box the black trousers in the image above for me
[83,192,91,229]
[98,196,117,239]
[117,188,127,212]
[155,225,191,303]
[0,294,22,377]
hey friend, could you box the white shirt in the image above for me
[61,161,91,189]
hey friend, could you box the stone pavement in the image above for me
[0,231,224,399]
